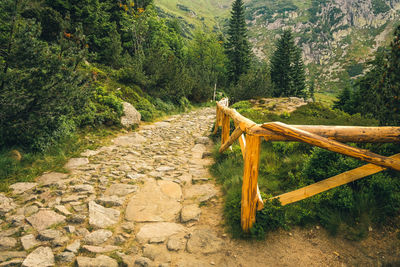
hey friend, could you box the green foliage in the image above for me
[229,64,272,102]
[270,29,306,98]
[225,0,251,84]
[371,0,390,14]
[0,19,88,151]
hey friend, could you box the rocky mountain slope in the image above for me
[155,0,400,93]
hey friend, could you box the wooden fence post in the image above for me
[241,134,261,232]
[221,112,230,145]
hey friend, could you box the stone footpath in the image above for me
[0,107,231,267]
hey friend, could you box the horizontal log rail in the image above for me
[214,98,400,233]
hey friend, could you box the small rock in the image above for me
[52,236,69,247]
[8,215,25,226]
[186,229,223,255]
[38,229,62,241]
[167,236,184,251]
[37,172,68,187]
[56,252,75,263]
[134,257,152,267]
[180,205,201,223]
[105,184,138,197]
[84,229,112,245]
[156,166,175,172]
[65,240,80,253]
[71,184,95,194]
[82,245,121,253]
[0,237,17,251]
[61,195,86,204]
[143,244,171,262]
[96,196,125,207]
[136,223,185,244]
[0,194,16,215]
[54,205,71,216]
[76,255,118,267]
[67,214,86,224]
[121,102,141,128]
[88,201,120,228]
[64,158,89,170]
[9,182,37,194]
[0,258,24,266]
[121,221,135,233]
[64,225,75,233]
[76,228,90,237]
[21,234,40,250]
[26,210,66,231]
[22,247,54,267]
[24,205,39,217]
[0,251,27,262]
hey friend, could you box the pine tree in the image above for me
[270,29,306,98]
[225,0,251,84]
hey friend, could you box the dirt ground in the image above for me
[196,189,400,267]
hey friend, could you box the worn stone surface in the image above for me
[9,183,37,194]
[136,223,185,244]
[0,194,16,215]
[71,184,95,194]
[96,196,124,207]
[56,252,75,263]
[88,201,120,228]
[186,229,223,255]
[125,180,181,222]
[83,229,112,245]
[104,183,138,197]
[22,247,54,267]
[76,255,118,267]
[26,210,66,231]
[183,184,217,203]
[0,237,17,251]
[21,234,40,250]
[64,158,89,170]
[121,102,141,128]
[158,180,182,200]
[36,172,69,186]
[143,244,171,262]
[38,229,62,241]
[180,205,201,223]
[167,235,185,251]
[0,251,27,262]
[65,240,80,253]
[113,133,146,146]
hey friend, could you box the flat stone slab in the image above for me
[125,180,181,222]
[0,251,27,262]
[9,182,37,194]
[113,134,146,146]
[157,180,182,200]
[183,184,217,203]
[136,222,185,244]
[0,194,16,215]
[76,255,118,267]
[36,172,69,186]
[186,229,223,255]
[104,184,138,197]
[71,184,95,194]
[64,158,89,170]
[143,244,171,262]
[21,234,40,250]
[96,196,125,207]
[88,201,120,228]
[181,204,201,222]
[26,210,66,231]
[22,246,54,267]
[83,229,112,245]
[0,237,17,251]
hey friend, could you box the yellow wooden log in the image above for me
[272,153,400,205]
[241,135,261,232]
[221,112,230,146]
[263,122,400,171]
[219,126,243,153]
[213,106,220,135]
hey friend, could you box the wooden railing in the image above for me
[214,98,400,232]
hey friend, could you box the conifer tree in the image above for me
[270,29,306,98]
[225,0,251,84]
